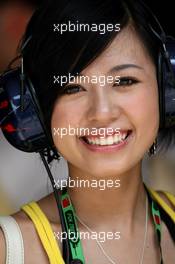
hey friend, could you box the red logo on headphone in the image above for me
[0,100,9,109]
[3,123,17,133]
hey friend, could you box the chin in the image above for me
[84,164,130,179]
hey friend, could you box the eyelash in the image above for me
[63,85,84,95]
[114,77,139,86]
[62,77,139,95]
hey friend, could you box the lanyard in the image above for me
[60,188,163,264]
[61,188,85,264]
[150,195,163,264]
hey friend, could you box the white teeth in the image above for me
[100,138,106,145]
[88,138,94,144]
[122,133,127,140]
[95,138,100,145]
[85,132,128,146]
[114,134,119,142]
[107,136,113,145]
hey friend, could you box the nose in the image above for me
[86,88,121,126]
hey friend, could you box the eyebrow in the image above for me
[72,63,144,82]
[109,64,144,73]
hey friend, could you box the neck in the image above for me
[67,162,147,230]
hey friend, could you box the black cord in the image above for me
[39,151,70,263]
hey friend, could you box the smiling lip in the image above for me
[81,129,127,139]
[79,130,133,153]
[78,129,130,139]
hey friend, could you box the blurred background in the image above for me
[0,0,174,215]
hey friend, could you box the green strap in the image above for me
[151,200,163,264]
[61,190,85,264]
[152,201,162,234]
[61,187,164,264]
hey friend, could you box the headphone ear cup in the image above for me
[0,68,51,152]
[161,38,175,128]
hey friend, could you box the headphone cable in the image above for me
[39,151,70,264]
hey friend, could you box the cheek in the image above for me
[125,84,159,137]
[51,101,80,129]
[51,100,84,149]
[51,106,72,154]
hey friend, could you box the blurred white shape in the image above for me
[0,129,68,214]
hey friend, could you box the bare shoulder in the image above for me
[0,228,5,264]
[162,221,175,262]
[11,192,62,264]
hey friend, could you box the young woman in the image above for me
[0,0,175,263]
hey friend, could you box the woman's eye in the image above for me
[63,85,84,95]
[114,77,139,87]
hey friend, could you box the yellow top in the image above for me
[21,188,175,264]
[21,201,65,264]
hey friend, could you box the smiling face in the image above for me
[51,25,159,178]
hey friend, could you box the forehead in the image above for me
[83,25,154,73]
